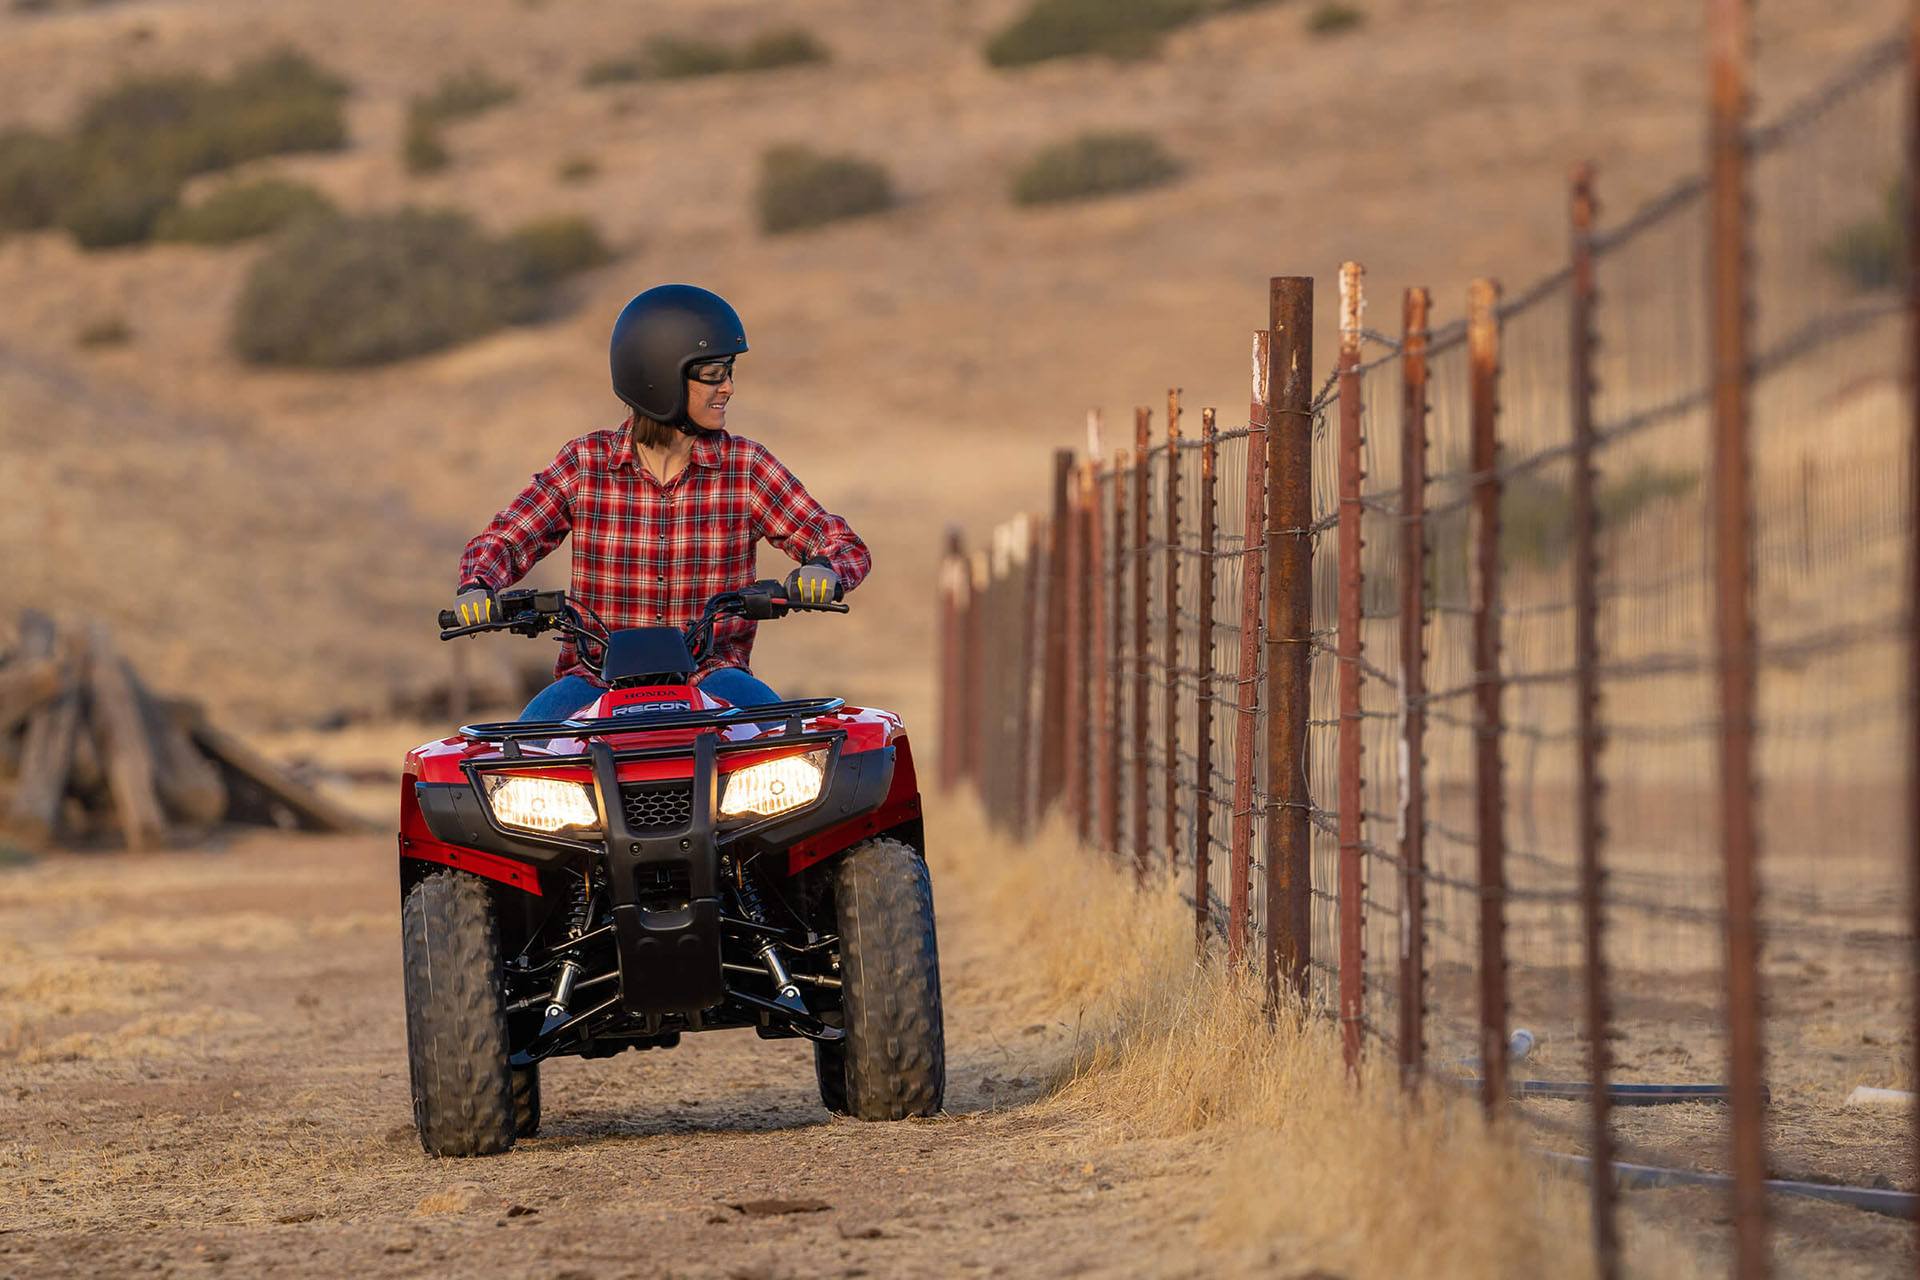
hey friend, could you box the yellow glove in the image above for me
[784,561,841,606]
[453,583,497,626]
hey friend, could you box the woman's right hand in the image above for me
[451,582,497,626]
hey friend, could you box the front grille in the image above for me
[620,781,694,834]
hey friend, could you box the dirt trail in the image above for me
[0,825,1235,1279]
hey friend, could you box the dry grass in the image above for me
[932,798,1708,1279]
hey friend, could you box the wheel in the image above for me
[401,870,516,1157]
[814,1018,849,1115]
[511,1064,541,1138]
[831,838,944,1120]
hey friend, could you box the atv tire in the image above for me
[511,1064,541,1138]
[401,870,516,1157]
[831,838,944,1120]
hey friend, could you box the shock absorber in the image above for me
[732,858,805,1008]
[544,871,594,1022]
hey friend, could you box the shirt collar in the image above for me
[611,417,726,473]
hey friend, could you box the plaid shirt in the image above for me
[458,422,870,683]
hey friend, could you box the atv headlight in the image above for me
[720,750,827,819]
[483,775,600,834]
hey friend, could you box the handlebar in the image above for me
[438,581,845,661]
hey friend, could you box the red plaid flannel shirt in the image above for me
[457,422,870,684]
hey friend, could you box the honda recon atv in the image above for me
[397,583,942,1156]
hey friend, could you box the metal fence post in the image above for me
[1570,164,1620,1278]
[1468,277,1509,1113]
[1133,408,1153,879]
[1109,450,1130,860]
[1397,287,1431,1082]
[1230,340,1271,965]
[1195,408,1220,951]
[1041,450,1074,819]
[1087,458,1109,848]
[1708,0,1768,1269]
[1907,6,1920,1261]
[1336,261,1368,1069]
[1266,276,1315,1008]
[1164,390,1184,872]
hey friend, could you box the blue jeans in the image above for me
[517,667,782,720]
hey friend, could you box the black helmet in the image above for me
[609,285,749,425]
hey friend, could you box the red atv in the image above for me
[396,583,941,1156]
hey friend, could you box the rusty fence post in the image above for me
[1468,277,1509,1113]
[1195,408,1220,951]
[1908,4,1920,1261]
[1133,408,1153,878]
[1064,464,1088,838]
[1708,0,1768,1271]
[1266,275,1315,1008]
[1570,165,1620,1278]
[1230,343,1271,965]
[1164,390,1184,873]
[1336,261,1368,1068]
[1041,450,1074,820]
[1397,288,1431,1081]
[1109,451,1130,860]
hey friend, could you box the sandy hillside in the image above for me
[1,0,1907,730]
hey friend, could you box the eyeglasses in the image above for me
[688,357,736,385]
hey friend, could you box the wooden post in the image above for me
[1335,260,1368,1069]
[6,613,80,842]
[1397,287,1432,1081]
[1090,456,1113,849]
[1230,335,1271,965]
[1266,276,1315,1007]
[1708,0,1768,1270]
[1468,278,1509,1112]
[937,529,966,791]
[1194,408,1220,950]
[88,624,168,851]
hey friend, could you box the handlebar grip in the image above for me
[438,609,459,629]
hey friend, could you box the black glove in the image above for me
[784,560,841,606]
[452,581,497,626]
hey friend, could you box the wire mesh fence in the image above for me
[936,18,1917,1278]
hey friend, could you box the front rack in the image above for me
[458,696,847,746]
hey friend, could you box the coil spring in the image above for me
[566,869,593,938]
[730,856,771,924]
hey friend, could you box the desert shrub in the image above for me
[580,54,646,86]
[412,66,518,124]
[986,0,1287,66]
[1012,131,1180,205]
[75,50,347,179]
[1822,179,1905,290]
[232,209,540,367]
[582,28,829,84]
[0,129,79,231]
[56,158,181,248]
[755,145,894,234]
[76,315,132,347]
[1305,3,1364,35]
[40,48,347,248]
[555,154,599,184]
[642,34,736,79]
[402,115,451,175]
[503,214,612,289]
[154,177,335,243]
[736,28,831,71]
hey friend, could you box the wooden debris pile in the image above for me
[1,611,366,849]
